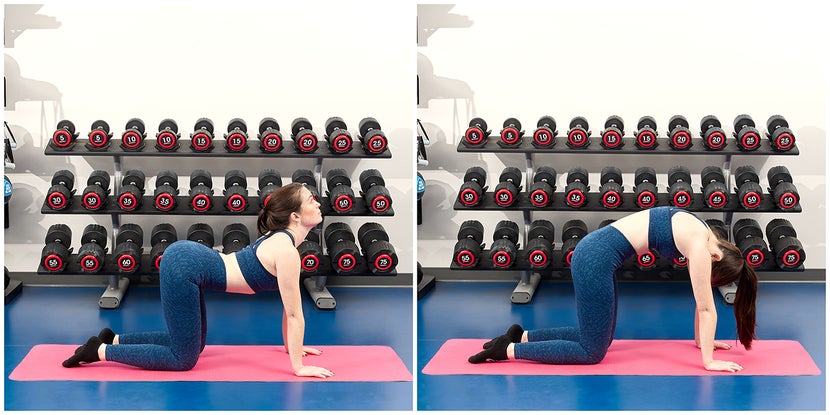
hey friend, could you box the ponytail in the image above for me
[733,264,758,350]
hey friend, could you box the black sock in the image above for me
[74,328,115,354]
[468,335,510,363]
[98,328,115,344]
[63,336,103,368]
[483,324,524,349]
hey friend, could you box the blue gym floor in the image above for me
[417,280,825,411]
[4,284,413,411]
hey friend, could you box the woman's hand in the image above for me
[283,346,323,356]
[697,341,732,351]
[294,365,334,379]
[704,360,743,372]
[301,346,322,356]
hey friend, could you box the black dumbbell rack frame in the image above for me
[42,136,393,310]
[453,133,800,304]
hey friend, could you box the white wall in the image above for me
[3,2,415,275]
[417,1,827,270]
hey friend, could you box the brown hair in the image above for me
[256,182,306,236]
[710,236,758,350]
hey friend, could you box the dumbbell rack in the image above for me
[454,131,800,304]
[40,136,392,310]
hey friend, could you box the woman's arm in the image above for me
[683,238,741,372]
[274,247,332,378]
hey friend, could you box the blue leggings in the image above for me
[513,225,634,364]
[104,240,226,371]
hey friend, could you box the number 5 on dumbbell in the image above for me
[463,118,490,148]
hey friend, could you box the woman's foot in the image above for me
[469,335,510,363]
[483,324,524,349]
[63,336,103,367]
[74,328,115,354]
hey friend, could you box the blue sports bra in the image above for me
[648,207,708,258]
[233,229,295,292]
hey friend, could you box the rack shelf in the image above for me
[42,195,395,217]
[456,137,799,156]
[38,253,398,279]
[451,119,804,305]
[46,139,392,159]
[452,192,800,213]
[43,128,395,310]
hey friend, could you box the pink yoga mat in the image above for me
[422,339,820,376]
[10,344,412,382]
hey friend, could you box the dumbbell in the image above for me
[499,118,523,147]
[634,116,658,149]
[291,169,320,201]
[634,167,658,209]
[82,170,111,211]
[766,115,796,151]
[598,219,616,229]
[765,218,805,269]
[258,117,284,153]
[222,223,250,254]
[114,223,143,273]
[46,170,75,210]
[117,169,146,212]
[156,119,183,152]
[637,249,659,270]
[667,115,692,150]
[528,166,556,208]
[85,120,113,150]
[490,220,520,268]
[186,223,215,248]
[359,169,392,214]
[561,219,587,266]
[526,219,554,270]
[599,166,624,209]
[766,166,800,210]
[291,117,318,153]
[358,222,398,273]
[463,118,490,147]
[298,231,324,273]
[494,167,522,208]
[324,222,363,273]
[326,169,355,214]
[565,167,589,208]
[358,117,388,155]
[706,218,729,241]
[224,170,248,213]
[566,116,590,148]
[667,165,693,208]
[224,118,249,152]
[600,115,624,149]
[732,218,768,268]
[50,120,78,150]
[453,220,484,268]
[188,118,213,152]
[700,115,727,150]
[701,166,728,209]
[532,116,557,148]
[149,223,177,271]
[733,114,761,151]
[258,169,282,208]
[153,170,179,211]
[325,116,353,154]
[189,170,213,212]
[41,224,72,272]
[120,118,146,151]
[734,165,763,210]
[457,166,486,207]
[77,224,108,273]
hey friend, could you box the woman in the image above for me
[469,207,757,373]
[63,183,334,379]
